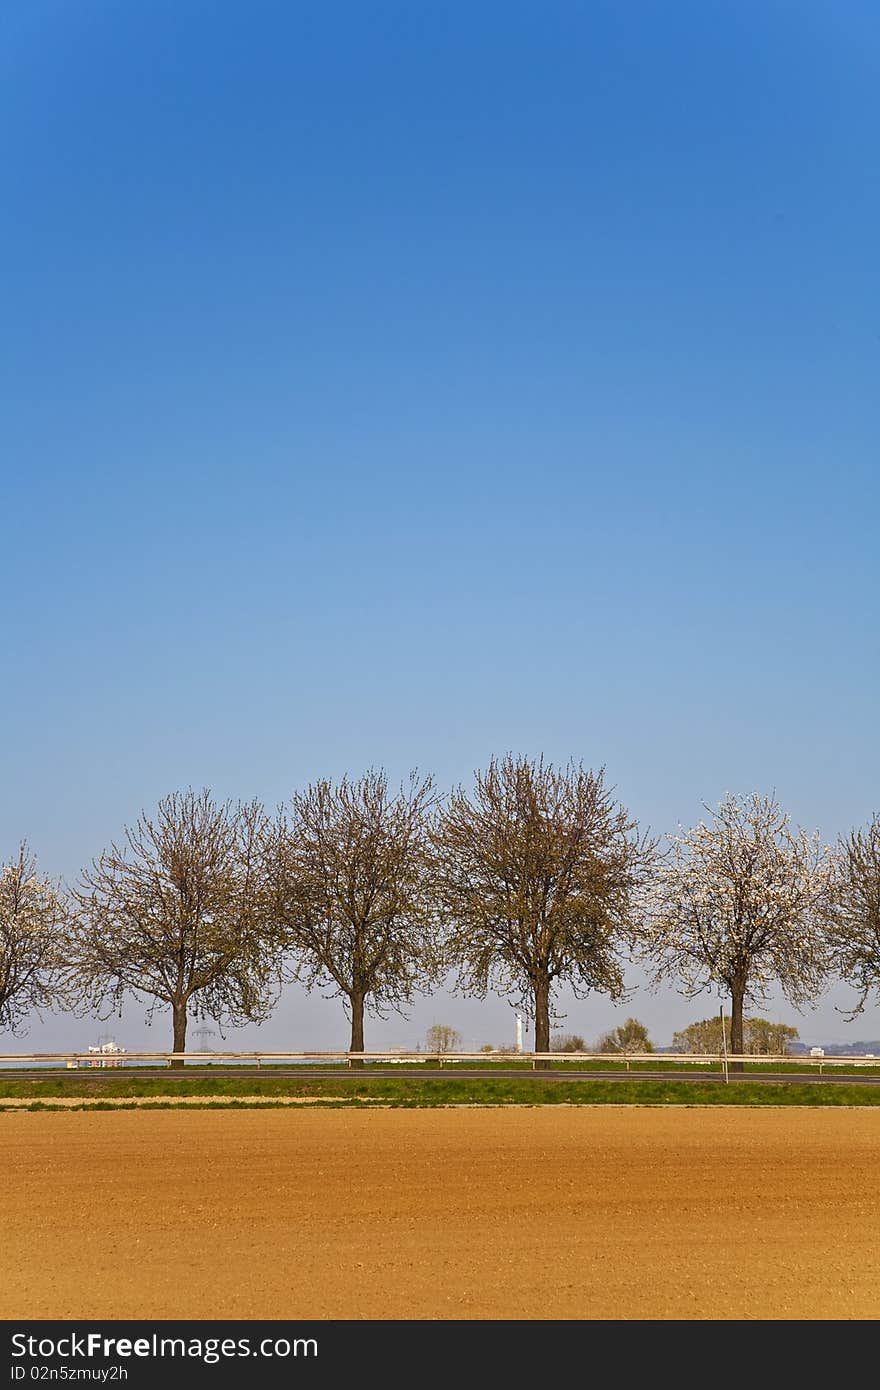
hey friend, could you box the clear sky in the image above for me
[2,1,878,1052]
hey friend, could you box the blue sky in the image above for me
[2,1,878,1050]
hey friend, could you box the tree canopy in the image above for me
[433,755,655,1064]
[641,793,830,1068]
[266,769,440,1057]
[671,1015,800,1056]
[0,845,71,1034]
[425,1023,462,1053]
[550,1032,587,1053]
[595,1017,654,1054]
[823,815,880,1019]
[71,789,277,1059]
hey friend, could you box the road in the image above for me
[4,1066,880,1085]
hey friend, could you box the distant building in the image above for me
[87,1040,127,1069]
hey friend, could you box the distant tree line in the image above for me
[2,757,878,1068]
[548,1019,655,1054]
[671,1016,800,1056]
[480,1015,799,1056]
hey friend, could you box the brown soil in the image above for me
[2,1107,878,1320]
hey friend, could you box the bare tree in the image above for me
[0,845,71,1034]
[425,1023,462,1053]
[823,815,880,1019]
[266,770,440,1063]
[72,790,277,1062]
[642,793,831,1072]
[432,755,655,1067]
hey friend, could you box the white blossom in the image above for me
[639,793,833,1052]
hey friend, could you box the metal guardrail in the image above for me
[0,1050,876,1071]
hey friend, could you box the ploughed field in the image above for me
[2,1107,878,1320]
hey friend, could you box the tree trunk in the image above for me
[533,976,551,1070]
[349,991,365,1070]
[729,986,745,1075]
[171,1001,187,1069]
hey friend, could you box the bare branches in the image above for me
[425,1023,462,1053]
[432,755,656,1055]
[70,790,278,1053]
[266,769,441,1052]
[0,845,71,1035]
[6,773,865,1061]
[823,815,880,1019]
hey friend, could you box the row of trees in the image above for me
[548,1020,656,1054]
[547,1015,799,1055]
[2,757,878,1073]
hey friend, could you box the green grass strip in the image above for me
[3,1079,880,1108]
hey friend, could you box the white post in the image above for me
[515,1014,523,1053]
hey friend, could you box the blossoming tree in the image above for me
[0,845,71,1034]
[642,793,831,1070]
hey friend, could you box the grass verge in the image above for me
[3,1075,880,1107]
